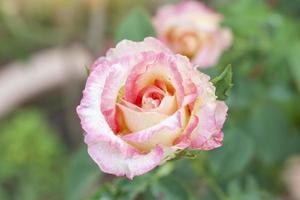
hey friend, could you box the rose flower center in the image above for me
[115,79,177,135]
[136,81,167,110]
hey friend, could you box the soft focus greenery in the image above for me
[0,0,89,64]
[0,109,66,200]
[0,0,300,199]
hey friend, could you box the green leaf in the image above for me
[114,7,156,43]
[211,65,233,100]
[115,177,149,200]
[0,187,9,200]
[208,129,255,180]
[65,147,101,200]
[227,177,273,200]
[151,177,190,200]
[288,43,300,92]
[88,185,116,200]
[110,163,175,200]
[85,65,90,76]
[248,103,300,165]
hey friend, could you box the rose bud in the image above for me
[153,1,232,68]
[77,37,228,179]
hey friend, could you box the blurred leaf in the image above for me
[199,191,217,200]
[0,187,9,200]
[278,0,300,17]
[172,160,199,187]
[139,188,157,200]
[88,184,116,200]
[151,177,190,200]
[212,65,233,100]
[111,162,175,200]
[0,108,65,199]
[289,43,300,92]
[248,103,300,165]
[65,147,101,200]
[208,129,255,180]
[227,177,273,200]
[115,7,156,42]
[115,177,149,200]
[268,84,295,103]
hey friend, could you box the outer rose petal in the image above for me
[77,62,123,142]
[90,37,172,71]
[105,38,173,70]
[192,29,233,67]
[175,54,216,103]
[86,137,164,179]
[101,63,128,132]
[107,37,172,59]
[190,101,228,150]
[220,28,233,50]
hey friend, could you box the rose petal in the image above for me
[154,95,177,115]
[90,38,172,71]
[190,101,228,150]
[125,52,185,107]
[175,54,216,103]
[86,135,164,179]
[119,99,143,112]
[121,93,177,116]
[139,85,165,108]
[101,63,128,132]
[77,54,166,178]
[106,37,172,63]
[174,115,199,149]
[117,103,168,132]
[77,62,122,142]
[122,107,189,152]
[192,29,232,67]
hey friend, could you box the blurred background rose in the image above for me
[0,0,300,199]
[153,1,232,68]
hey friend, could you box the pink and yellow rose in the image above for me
[77,37,228,179]
[153,1,232,68]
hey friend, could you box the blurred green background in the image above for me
[1,0,300,199]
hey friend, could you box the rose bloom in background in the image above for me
[77,37,228,179]
[153,1,232,68]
